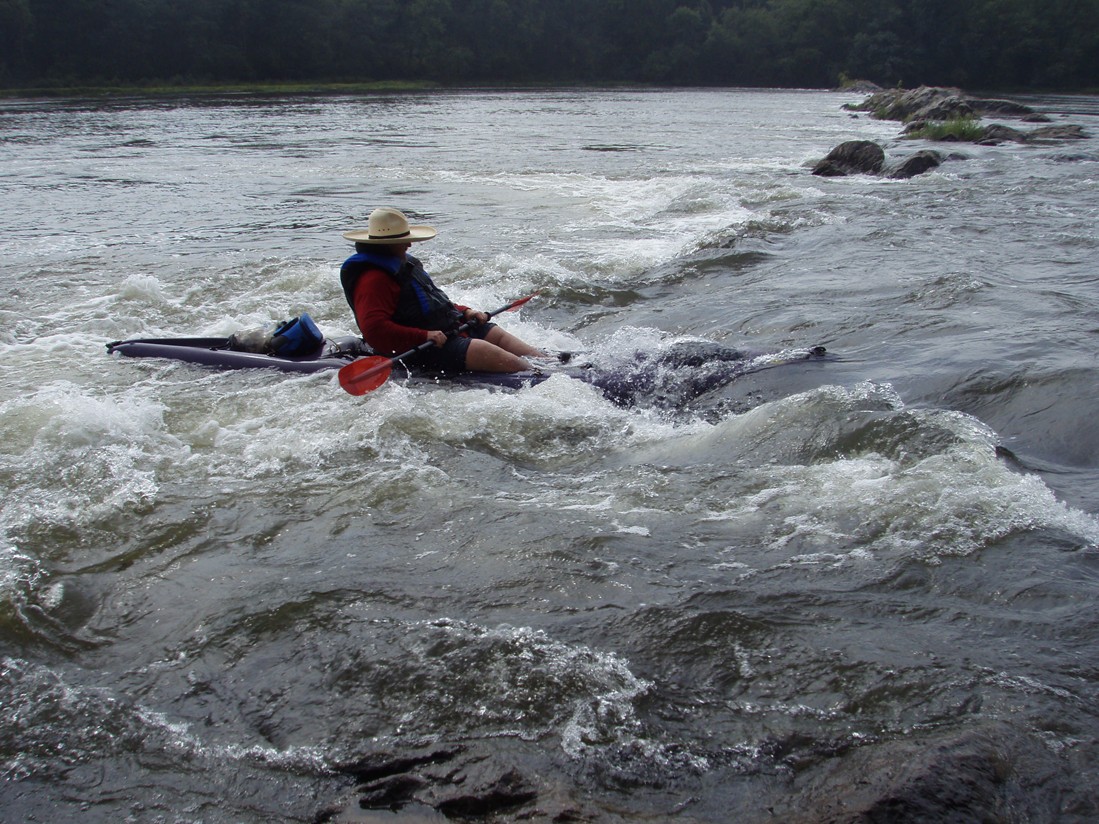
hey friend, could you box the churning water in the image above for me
[1,88,1098,822]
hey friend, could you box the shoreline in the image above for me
[0,80,441,99]
[2,80,1097,101]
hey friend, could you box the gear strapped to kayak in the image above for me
[224,313,325,357]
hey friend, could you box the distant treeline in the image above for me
[3,0,1097,90]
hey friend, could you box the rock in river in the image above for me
[811,140,885,176]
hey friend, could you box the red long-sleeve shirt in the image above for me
[351,267,469,355]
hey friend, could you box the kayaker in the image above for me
[340,208,543,373]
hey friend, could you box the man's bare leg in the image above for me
[484,326,544,358]
[464,339,531,372]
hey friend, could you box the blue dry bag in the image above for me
[268,313,324,357]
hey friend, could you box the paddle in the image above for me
[337,293,538,396]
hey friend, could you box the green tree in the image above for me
[703,5,783,86]
[332,0,402,81]
[643,4,711,83]
[5,0,1098,90]
[246,0,341,79]
[0,0,33,82]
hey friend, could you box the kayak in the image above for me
[106,334,828,403]
[106,335,556,390]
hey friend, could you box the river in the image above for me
[1,87,1098,822]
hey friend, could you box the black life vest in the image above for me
[340,250,462,332]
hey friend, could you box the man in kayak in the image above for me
[340,208,543,373]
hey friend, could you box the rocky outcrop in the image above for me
[846,86,1037,122]
[993,123,1091,143]
[836,79,883,93]
[812,140,941,179]
[841,86,1089,147]
[903,120,1089,145]
[969,96,1037,116]
[1028,123,1088,141]
[980,123,1029,143]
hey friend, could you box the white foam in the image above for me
[374,370,678,471]
[422,167,775,282]
[117,273,172,305]
[497,379,1099,574]
[0,382,183,535]
[665,383,1099,566]
[0,544,44,604]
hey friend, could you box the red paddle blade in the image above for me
[500,293,537,314]
[338,356,394,396]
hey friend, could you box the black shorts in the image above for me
[410,322,498,373]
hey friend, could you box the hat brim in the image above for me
[343,226,437,244]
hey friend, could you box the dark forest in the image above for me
[2,0,1097,91]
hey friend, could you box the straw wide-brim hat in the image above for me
[343,207,436,244]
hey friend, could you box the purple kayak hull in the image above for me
[106,336,555,389]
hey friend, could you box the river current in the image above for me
[1,88,1098,822]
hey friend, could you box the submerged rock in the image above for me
[771,724,1067,824]
[317,723,1076,824]
[577,340,827,410]
[317,740,587,823]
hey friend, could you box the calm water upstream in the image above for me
[1,88,1098,822]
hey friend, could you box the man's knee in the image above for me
[465,340,529,372]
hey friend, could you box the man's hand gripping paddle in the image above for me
[337,294,538,396]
